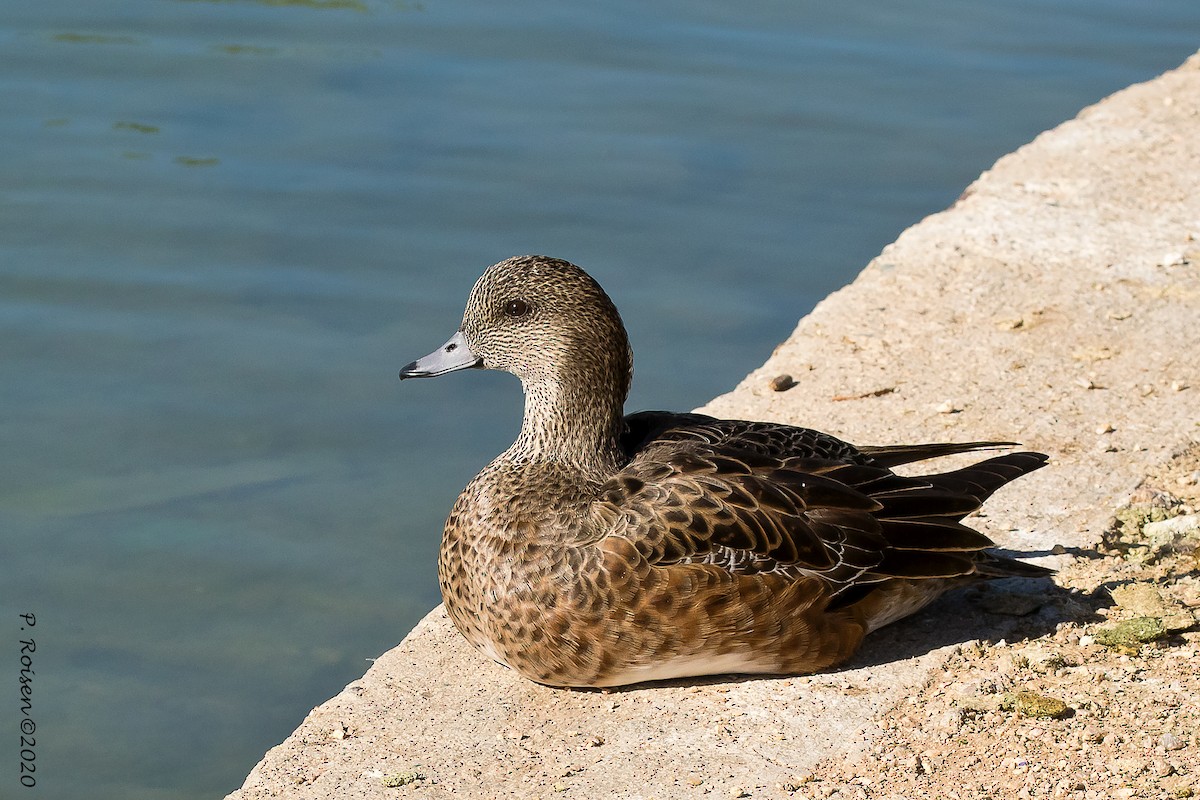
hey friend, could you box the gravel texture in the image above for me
[226,51,1200,800]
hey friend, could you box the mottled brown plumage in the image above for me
[400,255,1050,687]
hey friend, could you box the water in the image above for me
[2,1,1196,797]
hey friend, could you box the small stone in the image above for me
[1109,310,1133,321]
[1169,781,1196,798]
[992,589,1050,617]
[1002,691,1070,719]
[1142,513,1200,540]
[1051,544,1067,555]
[381,770,425,788]
[1110,583,1173,617]
[1160,252,1187,267]
[686,777,704,787]
[769,374,796,392]
[731,788,750,798]
[1155,758,1176,777]
[1093,617,1167,649]
[1096,422,1115,434]
[1076,377,1096,390]
[1141,384,1156,397]
[1161,732,1186,751]
[936,400,962,414]
[1172,380,1190,391]
[932,708,964,737]
[1074,345,1115,362]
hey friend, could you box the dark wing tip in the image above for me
[860,441,1026,469]
[973,552,1057,579]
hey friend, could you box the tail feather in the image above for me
[858,441,1019,469]
[876,550,976,579]
[973,551,1056,579]
[860,446,1052,580]
[922,452,1049,507]
[878,519,995,552]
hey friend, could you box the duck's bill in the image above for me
[399,330,483,379]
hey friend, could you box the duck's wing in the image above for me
[604,414,1049,593]
[621,410,872,463]
[623,411,1022,468]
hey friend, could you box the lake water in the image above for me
[2,1,1197,797]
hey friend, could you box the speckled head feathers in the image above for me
[459,255,634,400]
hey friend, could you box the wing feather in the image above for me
[601,411,1051,593]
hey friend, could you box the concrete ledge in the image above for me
[227,51,1200,800]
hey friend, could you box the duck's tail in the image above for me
[971,550,1056,579]
[865,449,1052,580]
[858,440,1021,469]
[835,446,1053,628]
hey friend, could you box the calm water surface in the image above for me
[2,1,1197,797]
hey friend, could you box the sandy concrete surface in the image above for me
[226,52,1200,800]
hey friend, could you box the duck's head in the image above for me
[400,255,634,403]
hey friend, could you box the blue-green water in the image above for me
[2,1,1197,797]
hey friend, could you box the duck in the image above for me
[399,255,1050,688]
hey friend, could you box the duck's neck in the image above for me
[508,374,626,480]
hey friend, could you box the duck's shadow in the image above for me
[594,550,1104,693]
[844,575,1088,671]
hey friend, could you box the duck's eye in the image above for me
[502,299,531,318]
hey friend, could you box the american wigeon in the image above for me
[400,255,1050,687]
